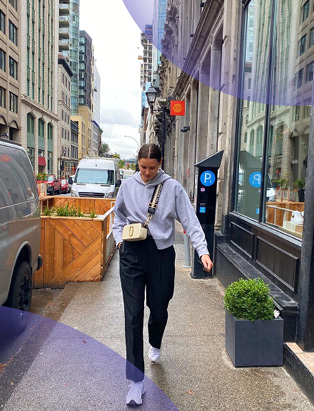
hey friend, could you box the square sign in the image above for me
[170,100,185,116]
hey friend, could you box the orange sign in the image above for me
[170,100,185,116]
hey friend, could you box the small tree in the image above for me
[118,159,125,169]
[98,143,110,157]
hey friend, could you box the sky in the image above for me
[79,1,148,160]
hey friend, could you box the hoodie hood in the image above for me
[133,169,172,187]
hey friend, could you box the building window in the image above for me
[0,11,5,34]
[9,57,18,79]
[47,151,52,174]
[0,86,6,108]
[304,99,311,118]
[306,61,314,82]
[48,123,53,140]
[9,21,17,45]
[295,68,304,89]
[235,0,309,237]
[294,104,300,121]
[298,35,307,55]
[9,92,18,113]
[28,148,35,169]
[27,113,34,134]
[302,0,309,22]
[9,0,18,10]
[310,27,314,47]
[38,118,44,138]
[0,49,5,72]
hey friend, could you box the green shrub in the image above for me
[224,278,274,321]
[43,207,52,216]
[89,210,97,219]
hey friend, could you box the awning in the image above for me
[38,156,46,166]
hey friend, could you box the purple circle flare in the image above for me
[122,0,314,107]
[0,307,179,410]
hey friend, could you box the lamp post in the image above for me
[145,86,166,170]
[123,135,140,152]
[123,135,140,171]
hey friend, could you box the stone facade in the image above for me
[155,0,314,350]
[20,0,59,175]
[58,55,72,178]
[0,0,20,142]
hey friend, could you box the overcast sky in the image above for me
[79,1,147,159]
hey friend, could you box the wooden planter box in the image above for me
[34,215,115,288]
[225,311,284,367]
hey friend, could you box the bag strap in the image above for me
[143,183,163,228]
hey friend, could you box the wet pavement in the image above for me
[0,224,313,410]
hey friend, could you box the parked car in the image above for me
[60,179,70,194]
[46,174,61,195]
[0,139,42,321]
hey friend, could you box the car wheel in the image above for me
[3,261,32,336]
[6,261,32,311]
[51,189,54,196]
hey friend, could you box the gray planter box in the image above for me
[225,311,284,367]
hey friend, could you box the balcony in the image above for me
[59,39,69,51]
[59,4,70,15]
[59,28,70,39]
[59,16,70,26]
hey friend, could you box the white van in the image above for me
[71,158,121,198]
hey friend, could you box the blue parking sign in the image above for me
[200,171,215,187]
[249,172,262,188]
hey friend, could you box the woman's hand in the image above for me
[201,254,213,272]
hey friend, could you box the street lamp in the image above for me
[123,135,140,171]
[146,86,158,112]
[145,87,167,170]
[123,135,140,151]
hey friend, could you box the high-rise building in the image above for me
[140,25,153,90]
[152,0,166,75]
[59,0,70,60]
[21,0,59,175]
[78,30,95,155]
[92,65,102,154]
[69,0,80,114]
[79,30,92,109]
[70,119,79,173]
[93,65,101,124]
[0,1,20,143]
[58,54,72,177]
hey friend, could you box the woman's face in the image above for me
[138,158,161,183]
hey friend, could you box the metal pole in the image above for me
[183,230,191,268]
[162,106,166,170]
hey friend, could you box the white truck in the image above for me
[70,158,121,198]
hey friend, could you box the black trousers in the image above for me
[119,236,175,382]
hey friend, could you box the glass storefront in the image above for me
[235,0,311,239]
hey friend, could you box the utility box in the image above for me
[191,151,223,279]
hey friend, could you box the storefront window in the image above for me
[235,0,271,220]
[235,0,309,238]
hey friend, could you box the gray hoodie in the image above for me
[112,170,209,257]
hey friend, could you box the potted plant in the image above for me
[293,179,305,202]
[224,278,284,367]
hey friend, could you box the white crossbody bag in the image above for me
[122,183,163,242]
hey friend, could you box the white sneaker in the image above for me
[126,381,145,406]
[148,345,161,363]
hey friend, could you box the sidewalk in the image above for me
[2,225,314,410]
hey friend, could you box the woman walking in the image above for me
[113,143,212,406]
